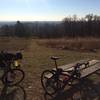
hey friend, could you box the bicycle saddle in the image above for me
[51,56,60,60]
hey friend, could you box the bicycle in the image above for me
[0,51,25,86]
[41,56,89,95]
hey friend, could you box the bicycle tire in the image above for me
[2,69,25,86]
[44,92,54,100]
[41,70,61,95]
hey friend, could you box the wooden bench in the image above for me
[47,59,100,79]
[59,59,100,78]
[81,60,100,78]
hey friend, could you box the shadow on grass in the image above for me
[44,77,100,100]
[0,85,26,100]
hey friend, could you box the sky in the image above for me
[0,0,100,21]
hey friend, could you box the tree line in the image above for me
[0,14,100,38]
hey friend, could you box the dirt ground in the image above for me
[0,37,100,100]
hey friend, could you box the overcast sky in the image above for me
[0,0,100,21]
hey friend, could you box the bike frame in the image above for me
[52,60,89,91]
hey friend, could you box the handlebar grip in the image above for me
[16,52,23,59]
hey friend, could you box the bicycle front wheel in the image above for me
[41,70,60,95]
[2,69,25,86]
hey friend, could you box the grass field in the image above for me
[0,37,100,100]
[37,38,100,52]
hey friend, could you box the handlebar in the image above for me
[74,62,89,69]
[52,61,89,74]
[0,51,23,61]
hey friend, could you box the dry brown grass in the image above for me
[0,37,100,100]
[0,37,31,51]
[37,38,100,52]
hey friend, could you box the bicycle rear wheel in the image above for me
[44,93,54,100]
[2,69,25,86]
[41,70,61,95]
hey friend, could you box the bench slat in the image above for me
[45,59,100,79]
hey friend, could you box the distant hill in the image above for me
[0,21,16,27]
[0,21,61,27]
